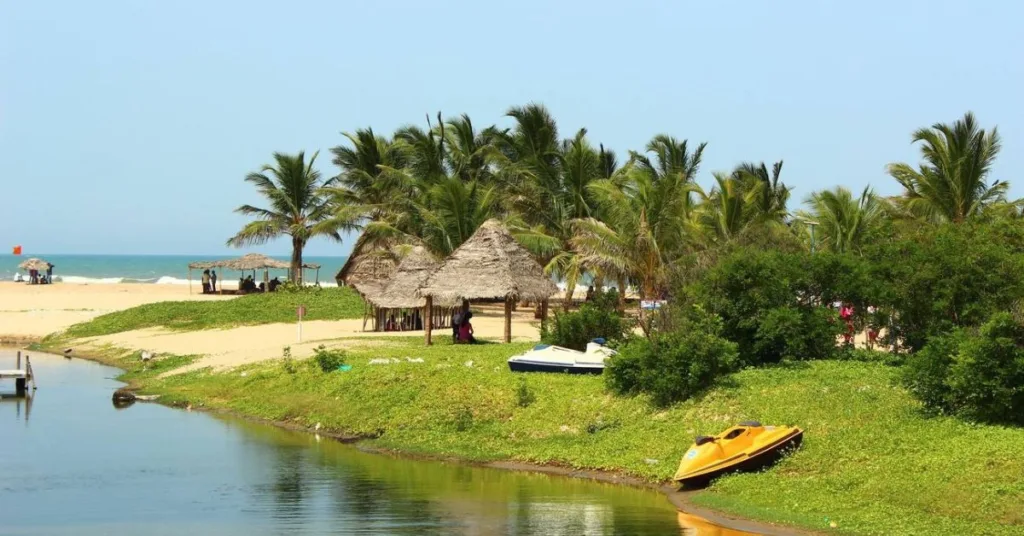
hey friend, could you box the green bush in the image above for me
[542,302,627,351]
[902,312,1024,425]
[515,378,536,408]
[606,308,739,407]
[865,220,1024,351]
[685,249,875,366]
[313,345,347,373]
[281,346,298,374]
[754,306,842,363]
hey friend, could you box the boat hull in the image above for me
[677,431,803,488]
[507,360,604,374]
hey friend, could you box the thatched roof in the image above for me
[418,219,558,302]
[369,246,454,309]
[18,257,51,271]
[336,235,398,290]
[188,254,319,271]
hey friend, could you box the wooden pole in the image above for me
[188,268,192,295]
[424,296,433,345]
[16,350,21,369]
[541,299,549,326]
[504,296,512,343]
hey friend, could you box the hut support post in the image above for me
[540,299,549,326]
[424,296,433,345]
[504,296,512,343]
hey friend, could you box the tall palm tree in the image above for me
[799,186,882,254]
[572,163,699,301]
[698,173,753,242]
[330,128,408,219]
[733,160,790,224]
[887,112,1005,223]
[630,135,707,185]
[228,151,358,282]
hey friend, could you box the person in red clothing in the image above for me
[458,315,475,344]
[840,302,855,344]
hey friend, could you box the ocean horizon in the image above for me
[1,254,348,286]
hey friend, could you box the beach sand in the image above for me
[0,282,230,339]
[1,282,541,372]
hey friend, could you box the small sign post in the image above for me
[297,305,306,343]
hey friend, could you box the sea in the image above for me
[0,254,348,286]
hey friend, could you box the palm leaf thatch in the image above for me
[370,246,454,309]
[336,234,400,298]
[18,258,50,271]
[418,219,558,302]
[222,253,291,271]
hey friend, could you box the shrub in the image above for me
[754,306,842,363]
[685,249,874,366]
[281,346,297,374]
[606,308,739,407]
[542,302,627,351]
[515,377,536,408]
[865,220,1024,351]
[313,345,347,373]
[901,312,1024,425]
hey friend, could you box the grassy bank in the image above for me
[43,334,1024,536]
[60,287,363,338]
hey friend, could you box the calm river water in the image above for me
[0,352,755,535]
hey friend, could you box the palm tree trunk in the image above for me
[291,237,303,284]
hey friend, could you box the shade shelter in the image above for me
[417,219,558,344]
[361,246,456,332]
[335,236,398,291]
[18,258,50,272]
[18,257,53,284]
[187,254,320,294]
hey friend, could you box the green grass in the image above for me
[59,287,364,338]
[85,337,1023,536]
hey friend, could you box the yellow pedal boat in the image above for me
[674,421,803,488]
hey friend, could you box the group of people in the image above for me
[200,269,219,294]
[13,263,55,284]
[451,309,475,344]
[200,269,282,294]
[384,313,423,332]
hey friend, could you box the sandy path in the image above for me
[0,282,231,339]
[79,305,542,374]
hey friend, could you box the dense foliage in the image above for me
[685,249,870,366]
[902,312,1024,425]
[541,291,627,351]
[606,307,739,407]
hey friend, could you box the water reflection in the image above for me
[1,352,757,535]
[0,390,33,422]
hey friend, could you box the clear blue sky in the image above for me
[2,0,1021,256]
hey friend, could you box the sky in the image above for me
[2,0,1022,256]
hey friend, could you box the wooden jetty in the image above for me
[1,351,36,396]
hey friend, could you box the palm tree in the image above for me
[572,162,699,301]
[733,160,790,224]
[887,112,1005,223]
[799,186,882,254]
[228,151,358,282]
[698,173,753,242]
[630,135,707,185]
[330,128,408,219]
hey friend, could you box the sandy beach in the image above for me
[1,282,541,371]
[0,282,230,339]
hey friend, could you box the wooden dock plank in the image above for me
[0,369,29,379]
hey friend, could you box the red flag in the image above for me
[12,245,22,255]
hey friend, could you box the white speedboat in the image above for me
[507,339,616,374]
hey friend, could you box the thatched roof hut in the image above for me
[186,254,321,294]
[418,219,557,343]
[336,235,398,291]
[18,257,51,271]
[373,246,448,309]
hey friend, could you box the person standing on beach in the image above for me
[46,263,54,284]
[210,270,218,293]
[201,269,210,294]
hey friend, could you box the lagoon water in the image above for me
[0,352,741,535]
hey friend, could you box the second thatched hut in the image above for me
[361,246,457,332]
[417,219,558,344]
